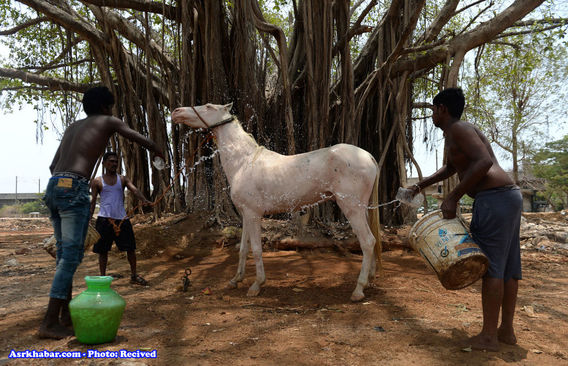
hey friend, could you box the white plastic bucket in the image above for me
[409,210,488,290]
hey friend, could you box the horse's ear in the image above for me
[224,102,233,112]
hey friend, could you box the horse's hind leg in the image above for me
[228,220,250,288]
[338,201,375,302]
[369,246,377,282]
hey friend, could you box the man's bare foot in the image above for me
[467,333,500,352]
[498,327,517,345]
[38,323,73,339]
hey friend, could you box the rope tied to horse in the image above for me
[110,105,412,234]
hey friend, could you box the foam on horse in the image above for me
[172,103,381,301]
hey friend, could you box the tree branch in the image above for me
[17,0,106,45]
[512,18,568,27]
[454,1,494,38]
[85,4,176,72]
[23,58,94,72]
[454,0,488,18]
[249,0,295,154]
[0,16,49,35]
[32,37,84,72]
[496,23,567,38]
[332,0,376,57]
[0,67,92,92]
[79,0,178,20]
[349,0,367,18]
[418,0,459,44]
[392,0,545,76]
[413,102,433,110]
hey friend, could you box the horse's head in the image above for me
[172,103,233,129]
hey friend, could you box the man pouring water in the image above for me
[40,86,164,339]
[409,88,522,352]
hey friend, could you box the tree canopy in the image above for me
[463,20,568,184]
[530,134,568,209]
[1,0,566,224]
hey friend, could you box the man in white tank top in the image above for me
[90,151,151,286]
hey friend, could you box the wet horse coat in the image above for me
[172,103,381,301]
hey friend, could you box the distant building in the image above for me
[516,176,549,212]
[0,193,40,209]
[406,174,550,212]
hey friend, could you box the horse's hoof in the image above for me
[226,281,238,289]
[247,287,260,297]
[350,292,365,302]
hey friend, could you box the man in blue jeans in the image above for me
[40,86,164,339]
[410,88,522,351]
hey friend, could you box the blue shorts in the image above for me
[470,185,522,281]
[43,173,90,299]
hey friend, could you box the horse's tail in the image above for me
[369,161,382,274]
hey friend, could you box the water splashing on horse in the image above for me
[172,103,381,302]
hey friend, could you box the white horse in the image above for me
[172,103,381,301]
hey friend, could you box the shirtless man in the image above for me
[40,86,164,339]
[410,88,522,351]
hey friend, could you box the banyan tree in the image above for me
[0,0,560,225]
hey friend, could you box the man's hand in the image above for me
[408,183,421,197]
[142,198,153,206]
[154,149,165,161]
[441,197,457,219]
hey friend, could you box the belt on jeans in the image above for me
[52,171,89,183]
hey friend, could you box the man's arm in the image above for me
[441,123,493,218]
[90,178,101,220]
[109,117,164,159]
[123,176,152,205]
[410,164,456,194]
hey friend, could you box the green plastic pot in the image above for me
[69,276,126,344]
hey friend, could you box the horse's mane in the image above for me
[233,118,260,148]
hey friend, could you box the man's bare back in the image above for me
[444,120,513,197]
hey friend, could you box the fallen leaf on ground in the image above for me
[522,305,538,317]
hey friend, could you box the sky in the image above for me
[0,107,61,193]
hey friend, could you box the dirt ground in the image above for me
[0,212,567,366]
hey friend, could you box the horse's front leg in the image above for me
[228,220,250,288]
[246,215,265,297]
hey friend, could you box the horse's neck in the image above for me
[213,119,259,179]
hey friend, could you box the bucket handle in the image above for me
[456,213,471,232]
